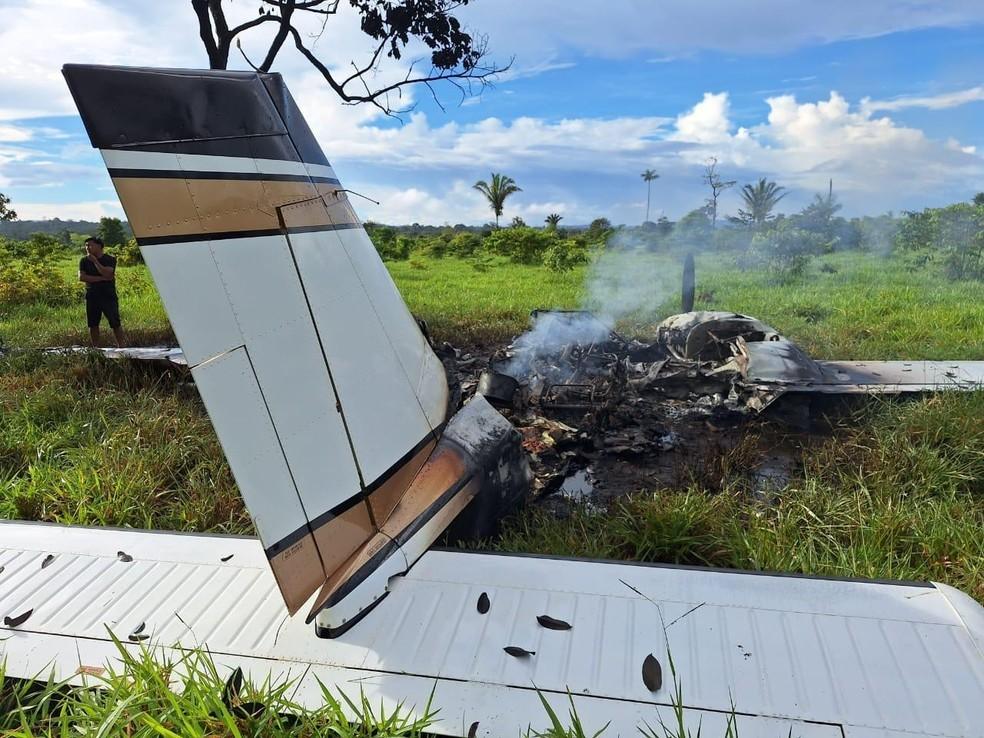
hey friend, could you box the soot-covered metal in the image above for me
[453,309,982,508]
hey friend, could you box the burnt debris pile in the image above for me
[450,310,823,505]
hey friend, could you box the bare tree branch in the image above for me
[193,0,511,113]
[289,25,505,117]
[191,0,221,68]
[192,0,282,69]
[261,0,340,15]
[258,2,296,72]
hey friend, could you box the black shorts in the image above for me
[86,292,121,329]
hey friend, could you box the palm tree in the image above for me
[473,173,522,228]
[737,178,786,224]
[545,213,563,230]
[640,169,659,223]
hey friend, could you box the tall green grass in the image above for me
[1,252,982,597]
[0,638,436,737]
[0,640,754,738]
[2,251,983,357]
[497,391,984,600]
[0,351,248,533]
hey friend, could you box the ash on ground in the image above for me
[443,310,843,513]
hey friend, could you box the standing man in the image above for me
[78,236,125,348]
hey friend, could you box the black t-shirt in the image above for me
[79,254,117,297]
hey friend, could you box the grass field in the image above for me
[3,250,983,355]
[1,250,982,574]
[1,248,983,733]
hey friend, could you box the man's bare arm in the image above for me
[79,271,108,283]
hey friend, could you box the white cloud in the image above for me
[0,145,34,187]
[0,125,32,143]
[0,0,424,121]
[655,90,984,213]
[0,0,189,121]
[351,180,577,226]
[7,84,979,224]
[354,181,488,225]
[497,59,577,82]
[862,86,984,113]
[12,200,124,221]
[308,110,673,171]
[334,89,983,221]
[671,92,735,144]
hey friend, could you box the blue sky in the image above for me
[1,0,982,225]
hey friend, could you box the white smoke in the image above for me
[498,232,689,380]
[499,311,612,379]
[581,231,685,325]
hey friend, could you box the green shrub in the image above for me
[543,238,589,272]
[739,222,829,283]
[0,233,68,261]
[448,232,483,257]
[468,248,496,272]
[419,233,452,258]
[938,204,984,280]
[672,208,712,249]
[366,224,413,261]
[116,237,144,265]
[484,226,562,264]
[0,259,78,306]
[377,235,413,261]
[895,202,984,280]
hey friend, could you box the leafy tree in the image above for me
[191,0,508,116]
[937,204,984,279]
[702,157,735,229]
[734,178,786,225]
[674,207,712,244]
[97,217,127,248]
[741,221,829,283]
[854,214,897,253]
[544,213,563,230]
[448,232,482,257]
[510,216,526,228]
[543,237,588,272]
[797,181,842,237]
[895,202,984,280]
[473,173,522,228]
[974,192,984,207]
[640,169,659,224]
[0,192,16,222]
[584,217,613,244]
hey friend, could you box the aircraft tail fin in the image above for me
[62,65,527,623]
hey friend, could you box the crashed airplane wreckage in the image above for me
[467,309,984,499]
[2,66,984,738]
[479,309,984,411]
